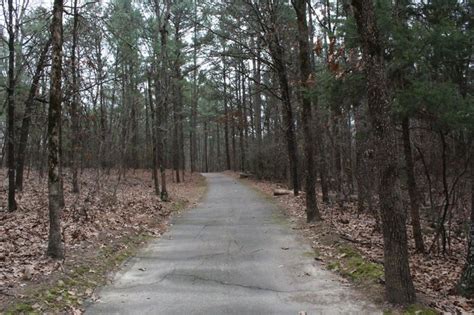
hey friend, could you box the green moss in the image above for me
[73,265,90,276]
[345,255,384,282]
[328,261,341,271]
[5,302,37,314]
[325,245,384,283]
[4,233,151,314]
[403,304,438,315]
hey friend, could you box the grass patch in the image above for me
[384,304,439,315]
[4,233,151,314]
[403,304,438,315]
[325,245,384,283]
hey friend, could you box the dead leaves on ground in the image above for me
[0,169,204,311]
[239,175,473,313]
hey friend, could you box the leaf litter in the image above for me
[0,169,206,313]
[232,173,473,313]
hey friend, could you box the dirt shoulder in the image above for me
[0,169,206,314]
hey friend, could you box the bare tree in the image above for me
[47,0,65,259]
[292,0,321,222]
[351,0,416,304]
[16,38,52,191]
[6,0,17,212]
[70,0,80,193]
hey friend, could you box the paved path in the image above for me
[87,173,380,315]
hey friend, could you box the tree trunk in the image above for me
[351,0,416,304]
[237,67,245,172]
[216,122,221,170]
[190,0,198,173]
[354,102,369,212]
[6,0,17,212]
[16,38,51,191]
[157,0,171,201]
[173,81,181,183]
[98,37,107,169]
[204,121,209,173]
[268,31,299,196]
[70,0,80,193]
[253,42,263,179]
[332,109,343,197]
[402,117,425,253]
[318,137,330,204]
[47,0,65,259]
[180,103,185,180]
[293,0,321,222]
[458,139,474,297]
[148,76,160,196]
[223,57,231,170]
[231,98,237,171]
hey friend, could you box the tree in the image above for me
[47,0,65,259]
[401,117,425,252]
[292,0,321,222]
[157,0,171,201]
[245,0,300,195]
[70,0,80,193]
[15,38,52,191]
[351,0,416,304]
[458,138,474,297]
[6,0,17,212]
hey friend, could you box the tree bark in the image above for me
[293,0,321,222]
[16,38,51,191]
[402,117,425,253]
[223,57,231,170]
[237,66,245,172]
[148,76,160,196]
[70,0,80,193]
[6,0,17,212]
[267,28,299,195]
[458,139,474,297]
[204,120,209,173]
[157,0,171,201]
[97,36,107,169]
[354,102,369,212]
[231,97,237,171]
[190,0,198,173]
[173,79,181,183]
[252,41,263,179]
[351,0,416,304]
[47,0,65,259]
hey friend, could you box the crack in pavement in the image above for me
[167,273,307,294]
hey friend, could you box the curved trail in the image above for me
[87,173,380,314]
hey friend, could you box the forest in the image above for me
[0,0,473,313]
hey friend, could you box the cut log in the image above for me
[239,172,252,179]
[273,189,291,196]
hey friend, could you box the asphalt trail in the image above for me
[87,173,380,315]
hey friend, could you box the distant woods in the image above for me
[0,0,472,305]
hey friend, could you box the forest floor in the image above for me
[228,172,473,314]
[0,168,206,314]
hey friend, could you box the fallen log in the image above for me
[273,189,292,196]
